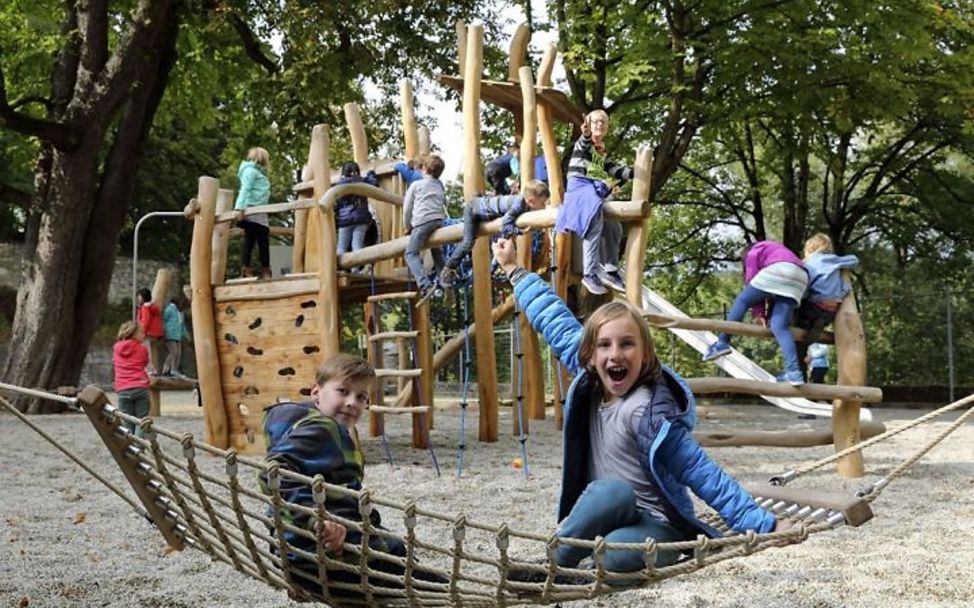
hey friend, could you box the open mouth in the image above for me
[606,366,628,382]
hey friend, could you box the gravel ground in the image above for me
[1,394,972,608]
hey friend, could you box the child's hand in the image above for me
[491,238,518,274]
[316,519,346,555]
[753,317,767,328]
[580,116,591,138]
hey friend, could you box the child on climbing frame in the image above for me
[556,109,633,295]
[393,158,423,186]
[234,146,273,279]
[112,321,151,437]
[437,179,551,288]
[136,287,164,370]
[335,160,380,273]
[490,238,787,581]
[797,233,859,340]
[161,297,189,377]
[258,353,445,600]
[485,142,519,195]
[403,154,447,299]
[702,240,809,385]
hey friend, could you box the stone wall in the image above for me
[0,241,187,304]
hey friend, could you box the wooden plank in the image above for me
[687,377,882,402]
[696,420,886,448]
[643,312,834,344]
[214,277,320,303]
[439,74,583,126]
[748,483,874,527]
[369,405,430,414]
[370,330,419,342]
[367,291,419,302]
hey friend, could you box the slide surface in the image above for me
[638,286,872,421]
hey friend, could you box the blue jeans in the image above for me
[337,223,369,255]
[405,220,444,289]
[117,388,150,438]
[556,479,686,572]
[718,284,800,373]
[445,206,479,269]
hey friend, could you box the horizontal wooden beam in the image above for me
[696,420,886,448]
[644,313,834,344]
[340,199,648,269]
[686,377,882,402]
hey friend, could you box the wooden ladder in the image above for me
[364,291,440,475]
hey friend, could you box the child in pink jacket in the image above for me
[113,321,151,436]
[703,241,808,385]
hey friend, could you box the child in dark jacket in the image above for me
[703,240,809,385]
[335,161,380,273]
[258,353,444,600]
[491,238,783,579]
[437,179,550,288]
[113,321,151,437]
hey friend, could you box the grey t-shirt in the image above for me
[587,385,673,524]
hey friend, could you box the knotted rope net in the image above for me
[2,382,971,608]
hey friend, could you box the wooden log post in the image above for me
[364,302,385,438]
[310,125,340,359]
[413,299,434,447]
[463,25,499,443]
[147,268,174,417]
[211,189,234,285]
[304,126,329,273]
[418,126,431,157]
[190,176,228,448]
[516,64,545,427]
[292,145,314,274]
[625,146,654,307]
[833,271,867,477]
[455,20,467,76]
[536,43,571,430]
[401,80,419,161]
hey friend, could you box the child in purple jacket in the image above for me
[703,241,809,385]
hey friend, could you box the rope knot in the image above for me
[180,434,195,460]
[312,475,326,505]
[224,450,238,477]
[403,503,417,529]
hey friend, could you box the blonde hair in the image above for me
[521,179,550,200]
[585,109,609,128]
[578,301,661,389]
[247,147,270,169]
[314,353,376,389]
[116,320,140,341]
[421,154,445,179]
[804,233,834,258]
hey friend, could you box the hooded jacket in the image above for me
[804,253,859,304]
[335,171,379,227]
[234,160,271,227]
[113,339,150,391]
[512,272,776,537]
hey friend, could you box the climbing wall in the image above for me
[215,293,323,454]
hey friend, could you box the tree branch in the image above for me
[228,13,279,74]
[0,51,77,149]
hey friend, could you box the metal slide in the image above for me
[638,286,872,421]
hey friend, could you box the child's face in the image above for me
[590,115,609,139]
[524,193,548,210]
[589,315,644,403]
[312,376,371,428]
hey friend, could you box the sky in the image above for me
[425,1,563,182]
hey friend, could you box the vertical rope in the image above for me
[180,434,243,570]
[224,451,272,583]
[511,297,530,478]
[456,287,473,477]
[547,228,567,414]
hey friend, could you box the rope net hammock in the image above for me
[2,383,972,608]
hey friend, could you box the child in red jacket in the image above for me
[113,321,151,436]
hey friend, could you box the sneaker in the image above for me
[776,370,805,386]
[581,274,607,295]
[601,268,626,292]
[439,266,458,288]
[702,340,732,361]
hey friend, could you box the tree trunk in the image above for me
[1,1,182,413]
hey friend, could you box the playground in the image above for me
[1,396,972,607]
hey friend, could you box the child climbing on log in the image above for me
[798,233,859,341]
[112,321,151,437]
[335,161,380,273]
[556,109,633,295]
[485,141,519,195]
[403,154,447,299]
[491,238,786,581]
[392,158,423,186]
[703,240,809,386]
[258,353,445,600]
[234,146,272,279]
[437,179,551,288]
[136,287,164,370]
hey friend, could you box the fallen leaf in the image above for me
[72,512,86,525]
[18,596,29,607]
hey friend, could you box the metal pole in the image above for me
[132,211,189,319]
[946,284,955,402]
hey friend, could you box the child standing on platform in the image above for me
[403,154,447,298]
[161,298,189,377]
[437,179,550,288]
[234,147,273,279]
[703,241,809,385]
[113,321,151,437]
[335,161,380,272]
[556,109,634,295]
